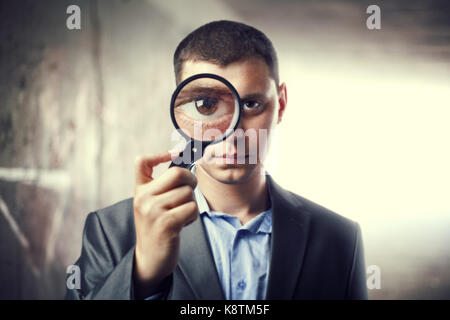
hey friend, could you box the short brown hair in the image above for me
[173,20,279,86]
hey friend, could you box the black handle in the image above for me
[169,140,210,168]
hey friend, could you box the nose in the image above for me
[225,120,245,142]
[221,123,246,157]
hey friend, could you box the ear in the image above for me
[277,82,287,124]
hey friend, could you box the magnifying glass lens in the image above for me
[173,78,239,142]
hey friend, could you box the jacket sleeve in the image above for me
[345,222,369,300]
[64,212,136,300]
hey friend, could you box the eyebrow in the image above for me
[177,86,234,98]
[239,93,268,102]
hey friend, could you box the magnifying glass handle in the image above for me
[169,148,191,169]
[169,140,208,169]
[169,140,198,169]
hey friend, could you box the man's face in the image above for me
[179,57,286,184]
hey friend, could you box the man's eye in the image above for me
[242,101,261,111]
[195,98,218,115]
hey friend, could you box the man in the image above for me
[65,20,368,300]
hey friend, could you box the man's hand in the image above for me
[133,151,198,298]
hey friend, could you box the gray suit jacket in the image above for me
[65,175,368,300]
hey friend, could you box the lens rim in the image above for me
[170,73,241,144]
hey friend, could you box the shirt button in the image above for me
[237,280,246,290]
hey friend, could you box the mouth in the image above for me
[217,153,248,159]
[209,153,249,164]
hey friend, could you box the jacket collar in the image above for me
[265,174,311,299]
[177,173,311,299]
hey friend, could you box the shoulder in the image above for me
[85,198,136,258]
[290,190,361,250]
[268,175,360,246]
[94,197,134,228]
[292,191,357,233]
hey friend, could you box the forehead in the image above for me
[180,57,275,96]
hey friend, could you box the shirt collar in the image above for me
[191,164,272,234]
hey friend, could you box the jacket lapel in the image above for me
[174,174,311,300]
[266,175,312,299]
[177,214,225,299]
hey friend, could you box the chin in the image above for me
[200,163,260,184]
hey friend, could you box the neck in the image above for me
[195,164,270,224]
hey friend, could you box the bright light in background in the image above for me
[272,57,450,224]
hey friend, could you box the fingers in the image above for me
[135,184,196,220]
[134,152,199,234]
[167,201,199,229]
[156,185,196,210]
[140,166,197,196]
[135,151,172,186]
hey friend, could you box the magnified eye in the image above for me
[242,100,262,112]
[195,98,218,115]
[177,96,221,120]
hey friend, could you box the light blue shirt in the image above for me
[192,165,272,300]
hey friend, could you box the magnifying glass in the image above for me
[170,73,241,168]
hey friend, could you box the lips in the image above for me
[219,154,248,159]
[203,147,250,163]
[212,154,249,164]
